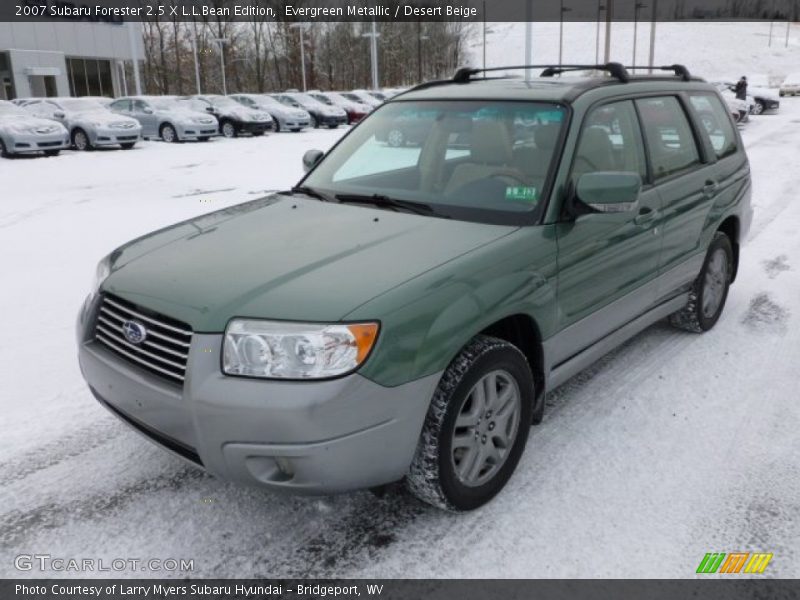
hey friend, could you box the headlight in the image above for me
[223,319,379,379]
[90,256,111,298]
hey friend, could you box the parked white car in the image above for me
[109,96,219,142]
[0,100,69,157]
[25,97,141,151]
[779,73,800,97]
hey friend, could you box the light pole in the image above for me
[648,0,658,72]
[604,0,613,63]
[190,23,201,94]
[289,23,310,92]
[633,2,646,66]
[559,0,572,68]
[595,1,605,65]
[416,22,429,83]
[212,37,229,95]
[769,20,774,47]
[361,21,380,90]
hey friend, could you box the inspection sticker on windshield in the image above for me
[505,186,538,203]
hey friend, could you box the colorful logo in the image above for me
[696,552,773,574]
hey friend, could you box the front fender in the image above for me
[346,226,559,388]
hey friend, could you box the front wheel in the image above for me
[669,232,733,333]
[407,335,534,511]
[220,120,237,138]
[160,124,178,143]
[72,128,92,151]
[0,138,10,158]
[310,115,319,129]
[753,100,765,115]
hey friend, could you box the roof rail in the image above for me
[453,63,631,84]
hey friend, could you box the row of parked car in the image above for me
[0,88,404,158]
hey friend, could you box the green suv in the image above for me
[77,64,752,511]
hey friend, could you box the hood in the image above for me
[102,195,515,331]
[0,114,66,132]
[73,110,138,127]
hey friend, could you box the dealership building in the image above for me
[0,21,143,100]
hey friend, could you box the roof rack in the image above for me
[453,63,631,84]
[451,62,693,84]
[625,64,693,81]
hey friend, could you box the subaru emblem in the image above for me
[122,320,147,345]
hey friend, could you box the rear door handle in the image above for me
[634,206,658,227]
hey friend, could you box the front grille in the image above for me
[94,294,192,384]
[37,141,61,148]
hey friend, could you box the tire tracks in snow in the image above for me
[0,465,210,552]
[0,418,124,487]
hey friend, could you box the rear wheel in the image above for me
[72,128,92,151]
[407,335,533,511]
[669,232,733,333]
[160,123,178,143]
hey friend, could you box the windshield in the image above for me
[290,93,323,108]
[210,96,238,108]
[150,98,182,110]
[0,101,26,117]
[60,99,105,112]
[303,100,567,221]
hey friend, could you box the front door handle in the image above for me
[703,180,718,197]
[634,206,658,227]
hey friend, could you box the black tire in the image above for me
[407,335,534,511]
[72,128,92,151]
[220,120,237,138]
[273,120,281,133]
[669,232,733,333]
[753,99,765,115]
[311,114,319,129]
[160,123,178,143]
[120,143,136,150]
[327,124,339,129]
[43,150,60,157]
[0,138,10,158]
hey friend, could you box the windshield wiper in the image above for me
[282,185,334,202]
[335,193,437,217]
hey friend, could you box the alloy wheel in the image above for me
[161,125,176,143]
[702,248,728,318]
[450,369,522,487]
[74,130,89,151]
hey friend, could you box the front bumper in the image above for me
[91,125,142,147]
[319,114,347,127]
[175,123,219,140]
[279,117,311,130]
[77,298,439,494]
[236,120,274,134]
[8,131,69,153]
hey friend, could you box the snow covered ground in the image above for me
[2,100,800,579]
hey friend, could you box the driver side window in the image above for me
[571,100,647,186]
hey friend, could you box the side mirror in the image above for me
[302,149,324,172]
[53,111,66,119]
[206,106,215,113]
[142,107,154,114]
[576,172,642,214]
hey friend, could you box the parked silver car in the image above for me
[109,96,218,142]
[0,100,69,158]
[25,97,141,151]
[229,94,310,132]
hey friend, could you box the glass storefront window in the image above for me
[67,57,114,97]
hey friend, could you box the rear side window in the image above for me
[636,96,701,180]
[688,93,738,159]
